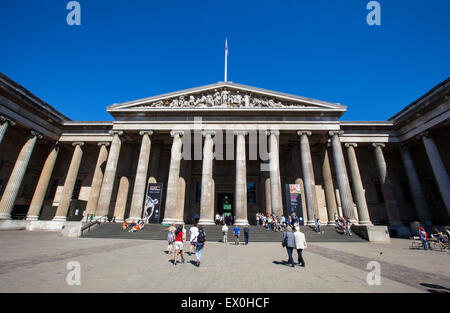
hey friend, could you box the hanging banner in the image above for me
[144,183,163,224]
[285,184,303,224]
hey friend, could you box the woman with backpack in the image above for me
[195,226,206,267]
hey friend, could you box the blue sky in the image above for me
[0,0,449,121]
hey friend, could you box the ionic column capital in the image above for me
[139,130,154,136]
[371,143,385,148]
[202,130,216,137]
[416,131,432,140]
[297,130,312,137]
[266,130,280,136]
[72,141,85,147]
[328,130,344,137]
[109,130,124,136]
[0,115,16,126]
[29,130,43,139]
[345,143,358,148]
[98,142,110,147]
[170,130,184,138]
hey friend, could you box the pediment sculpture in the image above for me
[136,89,311,109]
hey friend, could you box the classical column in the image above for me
[26,143,60,221]
[372,143,409,235]
[399,143,432,226]
[298,131,317,225]
[268,130,283,217]
[198,131,215,225]
[329,131,356,222]
[0,116,16,145]
[321,146,338,225]
[53,142,84,222]
[345,143,372,225]
[129,131,153,221]
[176,177,186,222]
[234,131,249,225]
[420,132,450,216]
[95,131,123,221]
[162,131,184,224]
[84,142,110,221]
[0,131,41,220]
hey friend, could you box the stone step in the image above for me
[82,223,365,243]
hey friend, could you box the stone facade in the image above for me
[0,73,449,236]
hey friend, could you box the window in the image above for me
[373,181,384,203]
[72,180,82,200]
[247,182,256,204]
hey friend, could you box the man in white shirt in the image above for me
[222,223,229,243]
[293,226,307,267]
[189,224,199,255]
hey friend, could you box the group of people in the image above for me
[122,219,144,232]
[419,226,450,251]
[282,226,307,267]
[334,214,352,236]
[165,223,206,267]
[215,213,235,226]
[255,212,303,232]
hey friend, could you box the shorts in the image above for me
[174,241,184,251]
[190,241,197,246]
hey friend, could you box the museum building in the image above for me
[0,72,448,236]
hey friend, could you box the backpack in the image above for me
[197,230,205,243]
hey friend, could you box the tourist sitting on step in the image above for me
[122,221,128,231]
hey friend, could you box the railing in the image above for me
[80,215,108,236]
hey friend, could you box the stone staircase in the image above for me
[81,223,366,243]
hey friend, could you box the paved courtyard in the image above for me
[0,231,449,293]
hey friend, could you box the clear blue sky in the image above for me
[0,0,449,121]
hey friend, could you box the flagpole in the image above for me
[224,38,228,82]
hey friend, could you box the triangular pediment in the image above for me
[107,82,346,113]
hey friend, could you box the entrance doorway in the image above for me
[217,193,234,219]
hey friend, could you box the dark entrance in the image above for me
[217,193,234,218]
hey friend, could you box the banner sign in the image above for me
[285,184,303,224]
[144,183,163,224]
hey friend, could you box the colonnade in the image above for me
[0,118,448,228]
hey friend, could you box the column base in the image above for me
[234,219,249,226]
[0,213,11,220]
[161,217,184,225]
[198,219,215,226]
[115,218,124,223]
[26,215,39,221]
[306,220,315,226]
[52,216,67,222]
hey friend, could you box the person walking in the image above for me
[233,225,240,245]
[189,224,199,256]
[165,223,176,254]
[244,224,250,245]
[282,226,296,267]
[215,213,221,226]
[195,226,206,267]
[293,226,307,267]
[173,225,185,266]
[222,222,229,243]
